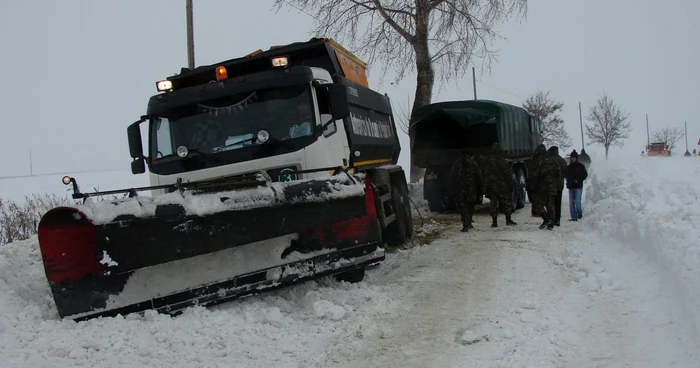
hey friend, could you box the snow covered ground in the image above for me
[1,156,699,367]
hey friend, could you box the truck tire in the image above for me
[402,184,414,238]
[514,169,526,209]
[335,267,365,283]
[384,185,407,246]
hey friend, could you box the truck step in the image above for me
[380,193,392,203]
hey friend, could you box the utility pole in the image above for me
[646,113,650,148]
[186,0,195,70]
[29,148,33,176]
[578,101,585,148]
[472,67,477,100]
[685,121,690,155]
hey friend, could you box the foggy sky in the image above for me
[1,0,698,183]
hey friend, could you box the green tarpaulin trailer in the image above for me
[409,100,543,213]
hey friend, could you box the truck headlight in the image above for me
[257,129,270,143]
[156,80,173,92]
[271,56,289,68]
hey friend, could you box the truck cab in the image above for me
[646,141,670,156]
[126,38,400,195]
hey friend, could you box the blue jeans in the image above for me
[568,188,583,219]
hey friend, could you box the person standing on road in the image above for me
[482,143,517,228]
[566,150,588,221]
[450,151,484,232]
[547,146,567,227]
[530,144,559,230]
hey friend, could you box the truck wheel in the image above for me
[402,184,414,238]
[384,186,407,247]
[515,169,526,209]
[335,267,365,283]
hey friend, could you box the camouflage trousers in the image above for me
[489,194,513,217]
[531,192,555,220]
[457,201,475,227]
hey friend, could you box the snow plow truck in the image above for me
[37,38,412,321]
[409,100,543,213]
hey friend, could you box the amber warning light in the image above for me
[216,66,228,81]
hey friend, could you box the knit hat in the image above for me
[570,149,579,158]
[548,146,559,154]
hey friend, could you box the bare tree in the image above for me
[273,0,528,182]
[651,126,683,152]
[522,90,572,149]
[585,93,632,159]
[394,93,413,135]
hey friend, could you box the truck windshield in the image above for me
[149,85,316,175]
[649,143,665,151]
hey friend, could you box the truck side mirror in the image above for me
[131,159,146,174]
[127,121,144,158]
[127,117,147,175]
[328,84,350,120]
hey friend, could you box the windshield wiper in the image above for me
[153,148,219,164]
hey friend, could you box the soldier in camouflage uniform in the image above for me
[547,146,568,226]
[450,151,484,232]
[482,143,517,227]
[530,144,560,230]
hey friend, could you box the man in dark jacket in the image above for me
[450,151,484,232]
[482,143,517,227]
[578,148,592,168]
[530,144,560,230]
[547,146,568,226]
[566,150,588,221]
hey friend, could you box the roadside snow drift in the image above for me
[585,156,700,336]
[0,236,399,367]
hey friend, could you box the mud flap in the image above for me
[37,176,383,320]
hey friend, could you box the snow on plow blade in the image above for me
[37,174,384,321]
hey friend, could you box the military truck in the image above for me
[409,100,543,212]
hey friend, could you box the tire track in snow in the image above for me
[309,210,573,367]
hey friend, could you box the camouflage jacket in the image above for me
[450,155,484,204]
[550,153,567,191]
[481,153,513,197]
[530,148,560,196]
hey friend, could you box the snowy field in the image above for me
[0,169,149,204]
[1,156,699,367]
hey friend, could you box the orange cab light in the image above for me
[215,66,228,81]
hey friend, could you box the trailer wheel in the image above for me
[384,186,407,246]
[335,267,365,283]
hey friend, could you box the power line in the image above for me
[0,168,128,180]
[477,80,524,99]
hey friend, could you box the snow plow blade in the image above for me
[37,173,384,321]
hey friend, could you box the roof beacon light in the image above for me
[271,56,289,68]
[215,66,228,81]
[156,80,173,92]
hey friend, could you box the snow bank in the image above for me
[585,156,700,336]
[75,174,366,225]
[407,179,429,216]
[0,236,400,367]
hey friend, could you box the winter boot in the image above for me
[491,216,498,228]
[461,215,470,232]
[467,216,474,230]
[546,221,554,230]
[505,215,517,226]
[539,215,549,230]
